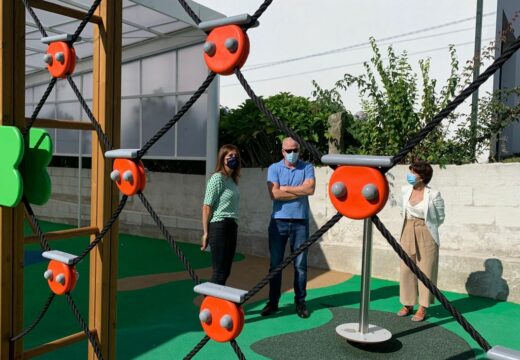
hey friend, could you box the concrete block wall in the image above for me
[33,164,520,303]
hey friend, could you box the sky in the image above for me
[196,0,499,113]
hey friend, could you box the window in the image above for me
[25,44,211,160]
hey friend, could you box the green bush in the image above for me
[219,92,344,167]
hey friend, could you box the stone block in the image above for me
[449,207,494,225]
[121,211,142,226]
[495,207,520,227]
[176,217,200,230]
[441,186,473,206]
[476,186,520,207]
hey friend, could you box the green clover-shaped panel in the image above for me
[0,126,24,207]
[21,128,53,205]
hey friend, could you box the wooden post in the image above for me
[89,0,122,359]
[0,0,26,359]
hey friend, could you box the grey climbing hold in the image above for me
[362,184,378,201]
[225,38,238,53]
[331,182,347,198]
[43,53,53,65]
[204,41,216,56]
[199,309,212,323]
[55,52,65,63]
[123,170,133,182]
[110,170,121,182]
[56,273,66,285]
[220,314,233,330]
[44,270,53,280]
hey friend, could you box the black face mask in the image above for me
[226,157,239,170]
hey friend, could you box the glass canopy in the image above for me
[25,0,223,75]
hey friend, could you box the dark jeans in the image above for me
[208,218,238,285]
[268,218,309,305]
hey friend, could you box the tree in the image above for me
[219,92,345,167]
[312,37,520,164]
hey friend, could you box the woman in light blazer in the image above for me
[397,161,445,321]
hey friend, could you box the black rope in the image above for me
[249,0,274,26]
[71,195,128,266]
[390,36,520,167]
[10,293,56,342]
[230,340,247,360]
[22,0,47,37]
[371,215,492,352]
[137,72,216,160]
[242,212,342,304]
[22,197,51,252]
[177,0,273,29]
[22,78,57,137]
[67,75,112,151]
[183,335,211,360]
[138,192,201,285]
[177,0,202,25]
[66,293,104,360]
[234,68,323,163]
[71,0,102,44]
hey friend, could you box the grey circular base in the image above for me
[336,323,392,343]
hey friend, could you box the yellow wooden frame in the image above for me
[0,1,122,358]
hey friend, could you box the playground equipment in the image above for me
[105,149,147,197]
[0,126,52,208]
[41,34,78,79]
[1,0,520,359]
[322,154,393,343]
[200,14,256,75]
[195,282,248,343]
[42,250,79,296]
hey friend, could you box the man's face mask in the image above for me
[284,148,299,164]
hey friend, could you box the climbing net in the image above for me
[10,0,520,359]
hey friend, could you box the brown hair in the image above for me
[409,160,433,185]
[215,144,240,184]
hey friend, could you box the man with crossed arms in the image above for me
[261,137,315,319]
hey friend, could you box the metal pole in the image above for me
[206,75,220,179]
[358,218,373,333]
[336,216,391,343]
[470,0,484,162]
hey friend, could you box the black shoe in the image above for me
[296,302,309,319]
[261,302,279,316]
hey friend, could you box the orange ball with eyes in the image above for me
[111,159,146,196]
[328,166,389,219]
[44,41,76,78]
[198,296,245,342]
[203,25,250,75]
[44,260,78,295]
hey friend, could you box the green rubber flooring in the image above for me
[21,221,520,359]
[252,307,475,359]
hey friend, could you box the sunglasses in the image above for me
[283,148,299,154]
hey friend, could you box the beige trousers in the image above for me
[399,218,439,307]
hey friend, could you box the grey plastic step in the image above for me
[194,282,247,303]
[105,149,140,159]
[42,250,78,265]
[198,14,259,31]
[321,154,393,168]
[41,34,81,44]
[487,346,520,360]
